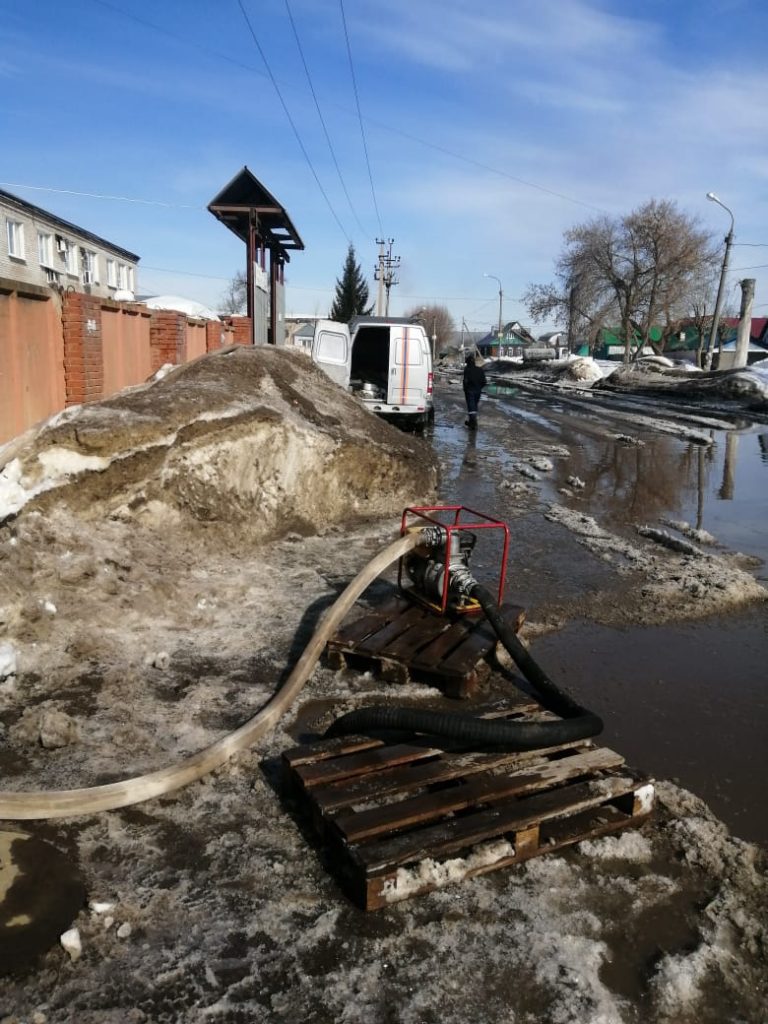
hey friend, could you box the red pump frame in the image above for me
[399,504,510,615]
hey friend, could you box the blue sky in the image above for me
[3,0,768,332]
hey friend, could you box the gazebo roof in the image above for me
[207,166,304,261]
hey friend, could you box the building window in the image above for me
[81,249,99,285]
[127,266,135,292]
[106,258,117,287]
[65,242,78,275]
[38,231,54,268]
[7,220,25,260]
[117,263,126,289]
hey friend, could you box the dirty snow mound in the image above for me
[0,347,437,538]
[545,503,766,621]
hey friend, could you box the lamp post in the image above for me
[484,273,503,351]
[704,192,735,371]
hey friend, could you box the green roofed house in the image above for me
[476,321,536,359]
[586,318,768,364]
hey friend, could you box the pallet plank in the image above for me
[381,619,458,662]
[357,773,642,873]
[335,748,626,842]
[364,799,653,910]
[293,741,441,788]
[354,605,431,656]
[282,735,385,769]
[313,737,592,813]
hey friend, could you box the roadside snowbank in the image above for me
[0,347,437,537]
[544,504,766,621]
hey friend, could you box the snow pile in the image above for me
[381,839,516,903]
[0,347,437,538]
[140,294,222,320]
[563,356,606,382]
[545,503,766,621]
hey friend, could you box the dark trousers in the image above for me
[464,389,482,417]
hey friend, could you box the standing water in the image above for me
[434,379,768,846]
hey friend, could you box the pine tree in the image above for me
[329,244,372,322]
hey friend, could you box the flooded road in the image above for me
[433,377,768,846]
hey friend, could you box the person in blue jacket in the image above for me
[463,353,487,429]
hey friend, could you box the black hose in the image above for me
[469,584,589,720]
[325,583,603,751]
[325,704,601,751]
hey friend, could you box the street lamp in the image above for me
[483,273,503,347]
[704,191,735,370]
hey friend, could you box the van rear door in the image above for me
[388,325,426,408]
[311,320,351,388]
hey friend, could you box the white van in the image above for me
[311,316,434,431]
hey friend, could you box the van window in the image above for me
[394,335,423,365]
[316,329,347,364]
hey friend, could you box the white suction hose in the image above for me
[0,531,422,820]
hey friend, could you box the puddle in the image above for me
[431,385,768,847]
[0,830,86,975]
[533,610,768,847]
[542,423,768,572]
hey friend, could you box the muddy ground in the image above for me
[0,354,766,1023]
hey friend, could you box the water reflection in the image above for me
[718,433,738,501]
[554,434,717,523]
[547,425,767,564]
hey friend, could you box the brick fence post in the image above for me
[149,310,187,372]
[225,316,253,346]
[62,291,103,406]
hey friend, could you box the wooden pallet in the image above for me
[326,596,525,698]
[282,696,655,910]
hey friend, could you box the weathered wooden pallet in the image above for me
[326,596,525,698]
[282,697,655,910]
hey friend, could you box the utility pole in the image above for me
[374,239,400,316]
[704,192,735,371]
[733,278,755,369]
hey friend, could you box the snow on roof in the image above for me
[140,295,222,321]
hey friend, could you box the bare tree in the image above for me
[525,200,715,362]
[404,304,455,354]
[220,270,247,315]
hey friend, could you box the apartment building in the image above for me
[1,187,139,299]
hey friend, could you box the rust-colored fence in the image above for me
[0,282,66,446]
[0,282,249,446]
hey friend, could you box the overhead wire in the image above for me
[338,0,383,235]
[0,182,196,209]
[235,0,351,243]
[85,0,607,217]
[284,0,369,240]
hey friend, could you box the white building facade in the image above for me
[0,188,139,299]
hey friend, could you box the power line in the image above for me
[0,181,196,208]
[284,0,369,239]
[87,0,607,217]
[362,116,607,214]
[143,264,516,303]
[731,263,768,272]
[338,0,383,235]
[236,0,351,243]
[734,242,768,247]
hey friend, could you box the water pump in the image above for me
[398,505,509,615]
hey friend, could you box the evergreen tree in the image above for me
[329,244,372,322]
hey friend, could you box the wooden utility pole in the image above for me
[733,278,756,369]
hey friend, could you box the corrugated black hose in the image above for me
[325,583,603,751]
